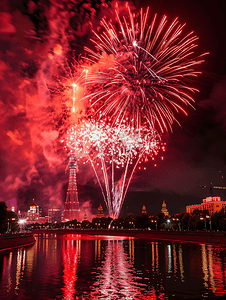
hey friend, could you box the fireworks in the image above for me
[59,5,206,219]
[82,6,207,132]
[64,120,162,218]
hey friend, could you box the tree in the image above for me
[81,220,91,229]
[156,213,165,230]
[212,209,226,231]
[0,202,18,233]
[135,214,150,229]
[219,218,226,231]
[0,202,8,233]
[188,214,199,231]
[91,217,112,229]
[123,213,135,229]
[181,213,190,230]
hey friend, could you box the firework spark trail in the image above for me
[81,6,208,133]
[64,120,161,218]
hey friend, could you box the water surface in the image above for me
[0,233,226,299]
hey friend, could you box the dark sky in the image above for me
[0,0,226,218]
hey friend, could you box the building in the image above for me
[26,200,50,224]
[27,200,40,223]
[97,204,104,218]
[63,154,80,221]
[186,196,226,215]
[142,205,147,214]
[161,200,169,216]
[48,208,62,223]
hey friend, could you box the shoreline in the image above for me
[0,233,36,252]
[32,229,226,245]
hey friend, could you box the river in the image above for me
[0,233,226,299]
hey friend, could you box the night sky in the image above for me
[0,0,226,218]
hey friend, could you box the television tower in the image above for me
[63,83,80,221]
[63,153,80,221]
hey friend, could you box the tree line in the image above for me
[26,208,226,231]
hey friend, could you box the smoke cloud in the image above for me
[0,0,121,214]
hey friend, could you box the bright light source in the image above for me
[19,219,26,225]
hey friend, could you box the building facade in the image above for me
[186,196,226,215]
[48,208,62,223]
[26,200,50,224]
[27,200,40,223]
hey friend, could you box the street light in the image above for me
[176,218,181,231]
[18,219,26,233]
[206,215,212,231]
[166,219,171,230]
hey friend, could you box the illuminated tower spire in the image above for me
[161,200,169,216]
[63,153,80,221]
[63,83,80,221]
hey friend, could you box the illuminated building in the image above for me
[27,200,40,223]
[142,204,147,214]
[63,154,80,221]
[97,204,104,218]
[26,200,49,224]
[186,197,226,215]
[161,200,169,216]
[48,209,62,223]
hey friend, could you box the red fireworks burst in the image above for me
[82,6,208,132]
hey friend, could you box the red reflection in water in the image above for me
[91,240,137,298]
[2,257,7,279]
[208,246,225,295]
[90,239,164,299]
[62,239,79,300]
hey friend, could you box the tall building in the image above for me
[142,205,147,214]
[186,196,226,215]
[161,200,169,216]
[63,154,80,221]
[48,208,62,223]
[97,204,104,218]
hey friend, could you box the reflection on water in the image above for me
[91,239,139,298]
[1,234,226,299]
[62,239,80,299]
